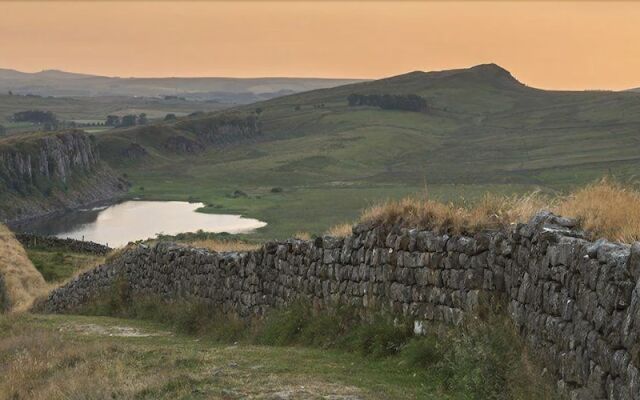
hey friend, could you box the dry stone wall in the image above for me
[41,212,640,399]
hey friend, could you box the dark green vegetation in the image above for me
[91,63,640,239]
[347,93,428,111]
[63,283,556,400]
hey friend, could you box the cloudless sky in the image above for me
[2,1,640,90]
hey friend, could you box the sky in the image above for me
[1,1,640,90]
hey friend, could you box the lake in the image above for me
[19,201,267,247]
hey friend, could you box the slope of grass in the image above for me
[0,312,552,400]
[86,64,640,239]
[0,224,48,312]
[25,249,104,283]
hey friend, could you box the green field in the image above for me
[90,64,640,239]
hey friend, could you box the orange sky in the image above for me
[2,1,640,90]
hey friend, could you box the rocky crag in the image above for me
[0,130,128,224]
[42,212,640,399]
[105,113,262,162]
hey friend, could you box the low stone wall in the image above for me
[41,212,640,399]
[15,233,111,255]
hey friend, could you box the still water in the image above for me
[20,201,267,247]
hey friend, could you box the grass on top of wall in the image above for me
[352,178,640,243]
[70,279,557,400]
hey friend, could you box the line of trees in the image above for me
[105,113,148,127]
[347,93,427,112]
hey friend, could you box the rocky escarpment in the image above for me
[0,130,128,224]
[175,113,261,147]
[41,212,640,399]
[101,113,262,162]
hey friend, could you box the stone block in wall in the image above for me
[628,243,640,282]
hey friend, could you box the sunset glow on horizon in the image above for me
[2,1,640,90]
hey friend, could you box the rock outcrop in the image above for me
[0,130,127,224]
[41,212,640,399]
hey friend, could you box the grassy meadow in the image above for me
[0,302,557,400]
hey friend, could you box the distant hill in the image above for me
[22,63,640,237]
[0,68,366,103]
[103,63,640,187]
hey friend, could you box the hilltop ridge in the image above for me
[0,67,366,100]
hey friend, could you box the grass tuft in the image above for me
[325,223,354,237]
[556,178,640,242]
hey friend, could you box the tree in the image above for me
[255,107,263,115]
[12,110,58,124]
[0,125,6,136]
[346,93,427,112]
[137,113,148,125]
[164,113,177,121]
[105,115,120,126]
[120,114,137,127]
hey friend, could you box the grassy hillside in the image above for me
[87,64,640,238]
[0,224,48,312]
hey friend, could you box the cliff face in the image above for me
[173,114,261,147]
[0,130,127,224]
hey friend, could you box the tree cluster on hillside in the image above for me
[12,110,59,131]
[105,113,148,127]
[347,93,427,112]
[12,110,57,124]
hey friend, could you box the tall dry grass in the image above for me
[325,223,354,237]
[556,179,640,242]
[356,179,640,243]
[0,315,189,400]
[358,192,547,235]
[0,224,48,312]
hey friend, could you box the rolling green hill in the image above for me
[90,64,640,238]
